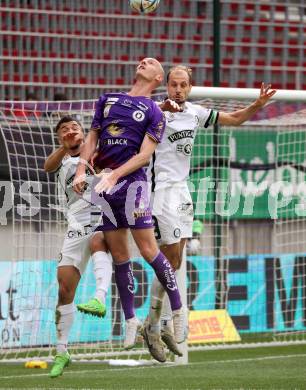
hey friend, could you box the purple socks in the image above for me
[114,261,135,320]
[114,252,182,320]
[150,251,182,311]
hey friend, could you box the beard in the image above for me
[174,98,185,106]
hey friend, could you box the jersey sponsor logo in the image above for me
[143,219,152,224]
[122,98,133,107]
[58,252,62,262]
[162,261,178,291]
[168,130,194,143]
[66,224,92,238]
[136,101,149,111]
[127,264,135,293]
[154,119,165,140]
[176,143,192,156]
[133,208,151,219]
[106,97,119,103]
[132,110,145,122]
[177,202,193,216]
[103,138,128,146]
[107,124,125,136]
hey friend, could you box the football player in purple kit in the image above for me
[73,58,185,361]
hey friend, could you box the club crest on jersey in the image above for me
[177,143,192,156]
[167,113,175,123]
[133,110,145,122]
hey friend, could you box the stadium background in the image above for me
[1,0,305,247]
[0,0,305,353]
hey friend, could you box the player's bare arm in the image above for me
[218,83,277,126]
[95,134,157,194]
[73,129,98,194]
[44,146,68,173]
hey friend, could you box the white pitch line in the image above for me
[1,353,306,380]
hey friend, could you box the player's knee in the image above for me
[89,232,108,253]
[139,243,157,262]
[108,246,129,262]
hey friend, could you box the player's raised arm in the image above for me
[73,129,98,194]
[95,134,157,194]
[159,99,182,113]
[218,83,277,126]
[44,146,67,173]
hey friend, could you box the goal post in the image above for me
[187,86,306,348]
[190,86,306,102]
[0,87,305,363]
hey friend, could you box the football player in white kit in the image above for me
[145,65,276,361]
[44,116,113,378]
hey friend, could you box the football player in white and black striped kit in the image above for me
[45,116,113,378]
[145,65,276,361]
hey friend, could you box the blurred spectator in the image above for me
[49,92,70,121]
[25,90,38,101]
[54,92,68,101]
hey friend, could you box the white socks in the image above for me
[56,303,75,354]
[148,276,166,333]
[92,251,112,303]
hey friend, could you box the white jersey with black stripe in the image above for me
[147,102,218,191]
[57,155,98,228]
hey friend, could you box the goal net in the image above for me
[0,88,305,363]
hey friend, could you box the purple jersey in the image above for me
[91,93,165,231]
[91,93,165,179]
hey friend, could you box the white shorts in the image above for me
[58,225,93,275]
[151,186,193,245]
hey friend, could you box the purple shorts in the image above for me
[92,176,154,231]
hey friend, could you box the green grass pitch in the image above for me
[0,345,305,390]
